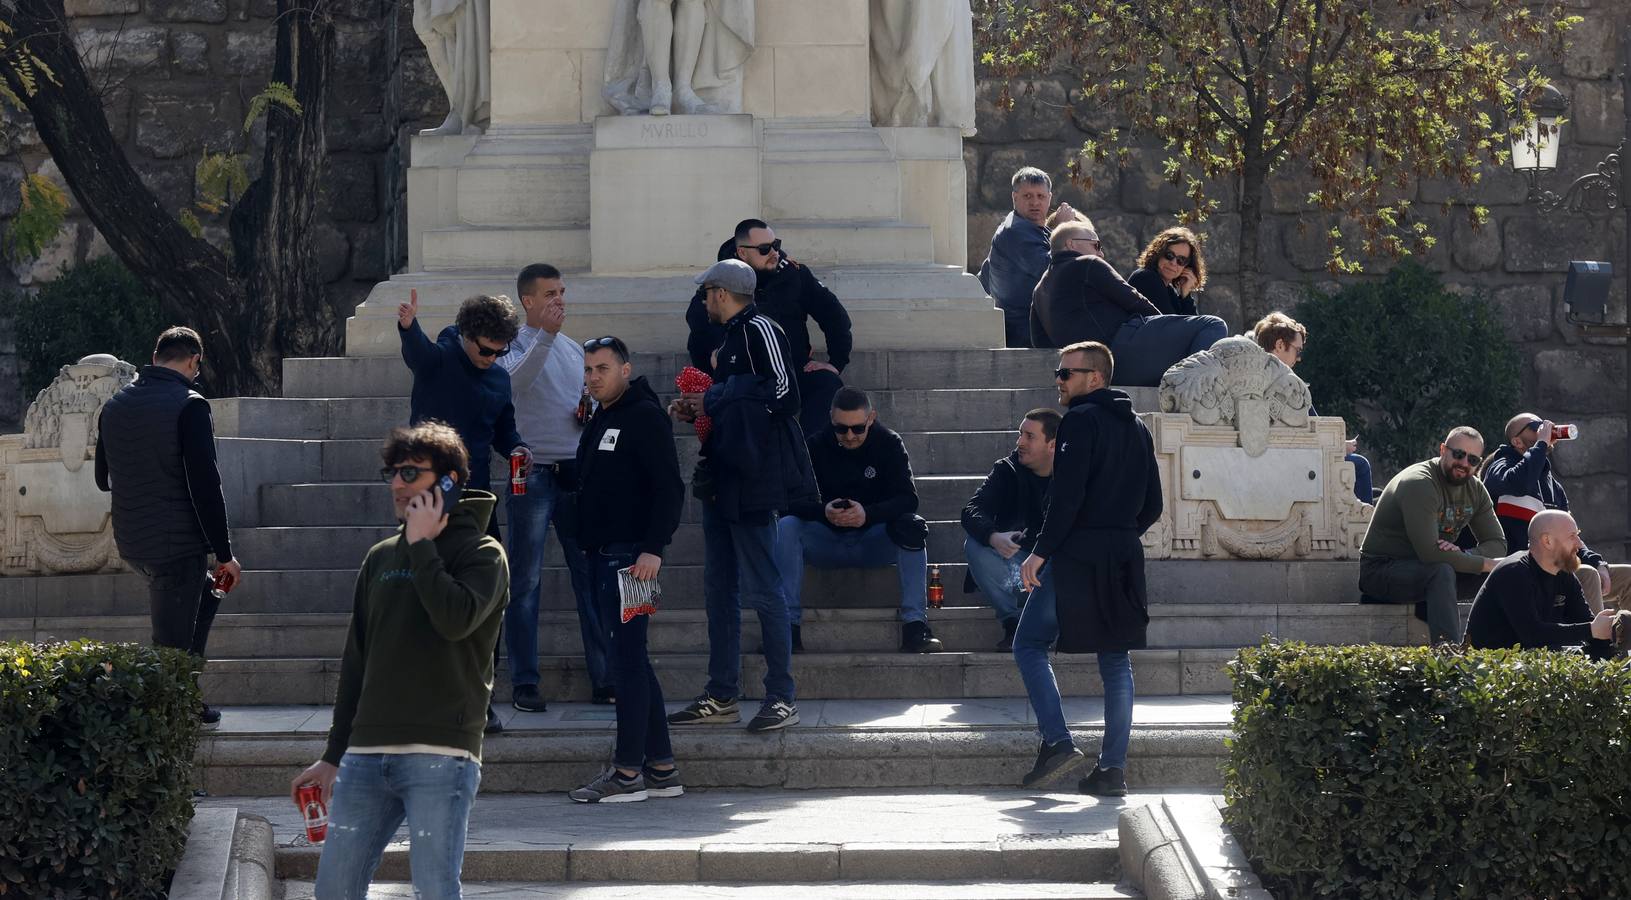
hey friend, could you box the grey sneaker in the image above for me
[667,694,740,725]
[1021,740,1087,788]
[569,768,648,803]
[642,766,685,798]
[746,699,800,733]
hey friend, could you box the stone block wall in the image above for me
[964,4,1631,552]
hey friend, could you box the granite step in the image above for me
[278,881,1140,899]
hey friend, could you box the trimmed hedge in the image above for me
[1225,642,1631,899]
[1,641,202,899]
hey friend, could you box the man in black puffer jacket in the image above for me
[685,218,853,436]
[961,408,1060,652]
[96,326,241,725]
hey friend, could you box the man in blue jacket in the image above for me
[1481,412,1629,613]
[978,166,1054,348]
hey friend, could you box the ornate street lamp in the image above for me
[1512,26,1630,554]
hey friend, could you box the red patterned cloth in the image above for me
[676,367,714,443]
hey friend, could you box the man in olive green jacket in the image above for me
[1359,426,1508,644]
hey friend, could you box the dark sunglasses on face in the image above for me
[1161,249,1193,268]
[380,465,426,484]
[1055,367,1096,381]
[1448,447,1482,466]
[1522,420,1543,433]
[738,239,783,256]
[468,340,508,358]
[832,423,869,435]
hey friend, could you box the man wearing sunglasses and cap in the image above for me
[1358,426,1509,644]
[685,218,853,437]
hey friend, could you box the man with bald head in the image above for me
[1359,426,1509,643]
[1482,411,1631,614]
[1465,510,1621,656]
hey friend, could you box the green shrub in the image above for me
[1225,642,1631,899]
[1290,262,1520,474]
[2,256,166,402]
[0,641,202,899]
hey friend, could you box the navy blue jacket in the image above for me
[1480,442,1604,569]
[979,211,1051,312]
[398,321,525,490]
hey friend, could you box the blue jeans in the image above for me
[314,752,482,900]
[777,518,927,625]
[1110,314,1228,386]
[589,545,675,770]
[701,503,796,703]
[1011,569,1134,770]
[963,536,1026,623]
[504,465,598,691]
[1348,452,1373,504]
[1002,306,1033,348]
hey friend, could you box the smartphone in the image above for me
[435,472,462,509]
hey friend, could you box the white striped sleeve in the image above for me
[749,315,792,400]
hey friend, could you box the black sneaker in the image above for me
[591,686,617,705]
[568,768,647,803]
[1021,740,1086,788]
[791,624,805,654]
[511,685,548,713]
[901,621,944,653]
[199,705,222,726]
[996,617,1019,652]
[746,699,800,732]
[642,766,685,798]
[667,694,740,725]
[484,704,504,735]
[1079,765,1127,797]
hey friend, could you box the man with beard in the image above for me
[1359,426,1509,644]
[1466,510,1620,657]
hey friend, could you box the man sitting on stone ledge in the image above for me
[979,166,1055,349]
[776,387,943,655]
[961,408,1060,651]
[685,218,852,437]
[1359,426,1508,644]
[1465,510,1622,658]
[1481,412,1631,614]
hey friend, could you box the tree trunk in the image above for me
[2,0,341,397]
[1238,148,1269,323]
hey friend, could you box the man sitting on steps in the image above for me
[1358,426,1508,645]
[1465,510,1623,657]
[961,408,1060,651]
[777,387,943,654]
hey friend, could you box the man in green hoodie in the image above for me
[289,421,508,899]
[1359,425,1508,644]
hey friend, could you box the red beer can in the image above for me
[510,448,529,496]
[296,783,328,844]
[209,567,235,600]
[1552,423,1577,441]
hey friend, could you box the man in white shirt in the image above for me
[497,264,606,711]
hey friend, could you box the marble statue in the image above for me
[414,0,491,135]
[0,354,136,576]
[603,0,756,116]
[869,0,977,135]
[1138,338,1371,561]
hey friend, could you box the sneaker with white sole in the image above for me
[642,766,685,798]
[667,694,740,725]
[746,699,799,733]
[569,768,648,803]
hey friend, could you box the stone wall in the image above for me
[0,0,443,424]
[963,4,1631,552]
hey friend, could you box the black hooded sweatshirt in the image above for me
[574,376,685,557]
[686,238,853,374]
[792,422,918,529]
[1033,388,1163,559]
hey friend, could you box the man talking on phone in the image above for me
[289,421,508,899]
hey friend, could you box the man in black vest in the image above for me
[96,326,240,724]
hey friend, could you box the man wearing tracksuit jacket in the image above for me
[669,258,818,734]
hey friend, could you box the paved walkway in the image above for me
[209,695,1235,735]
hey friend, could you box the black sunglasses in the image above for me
[1054,367,1096,381]
[738,239,783,256]
[380,465,427,484]
[583,336,619,351]
[1448,447,1483,466]
[467,339,508,358]
[1161,249,1193,268]
[832,423,869,435]
[1522,420,1543,433]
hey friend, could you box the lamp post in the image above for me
[1514,25,1631,557]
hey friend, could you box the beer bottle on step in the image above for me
[927,565,944,609]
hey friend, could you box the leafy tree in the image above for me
[0,0,341,397]
[975,0,1578,314]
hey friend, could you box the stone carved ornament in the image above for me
[1158,336,1312,457]
[869,0,977,135]
[1,354,136,575]
[603,0,756,116]
[414,0,491,135]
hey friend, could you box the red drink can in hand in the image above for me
[209,567,235,600]
[510,449,529,496]
[296,783,328,844]
[1552,423,1577,441]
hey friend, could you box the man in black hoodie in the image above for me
[685,218,853,436]
[962,408,1060,652]
[568,336,688,803]
[1018,341,1163,796]
[777,387,944,654]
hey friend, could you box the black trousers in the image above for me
[798,368,845,439]
[132,554,220,659]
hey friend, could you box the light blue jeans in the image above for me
[313,752,481,900]
[963,535,1034,623]
[504,465,598,691]
[776,518,928,625]
[1011,569,1134,770]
